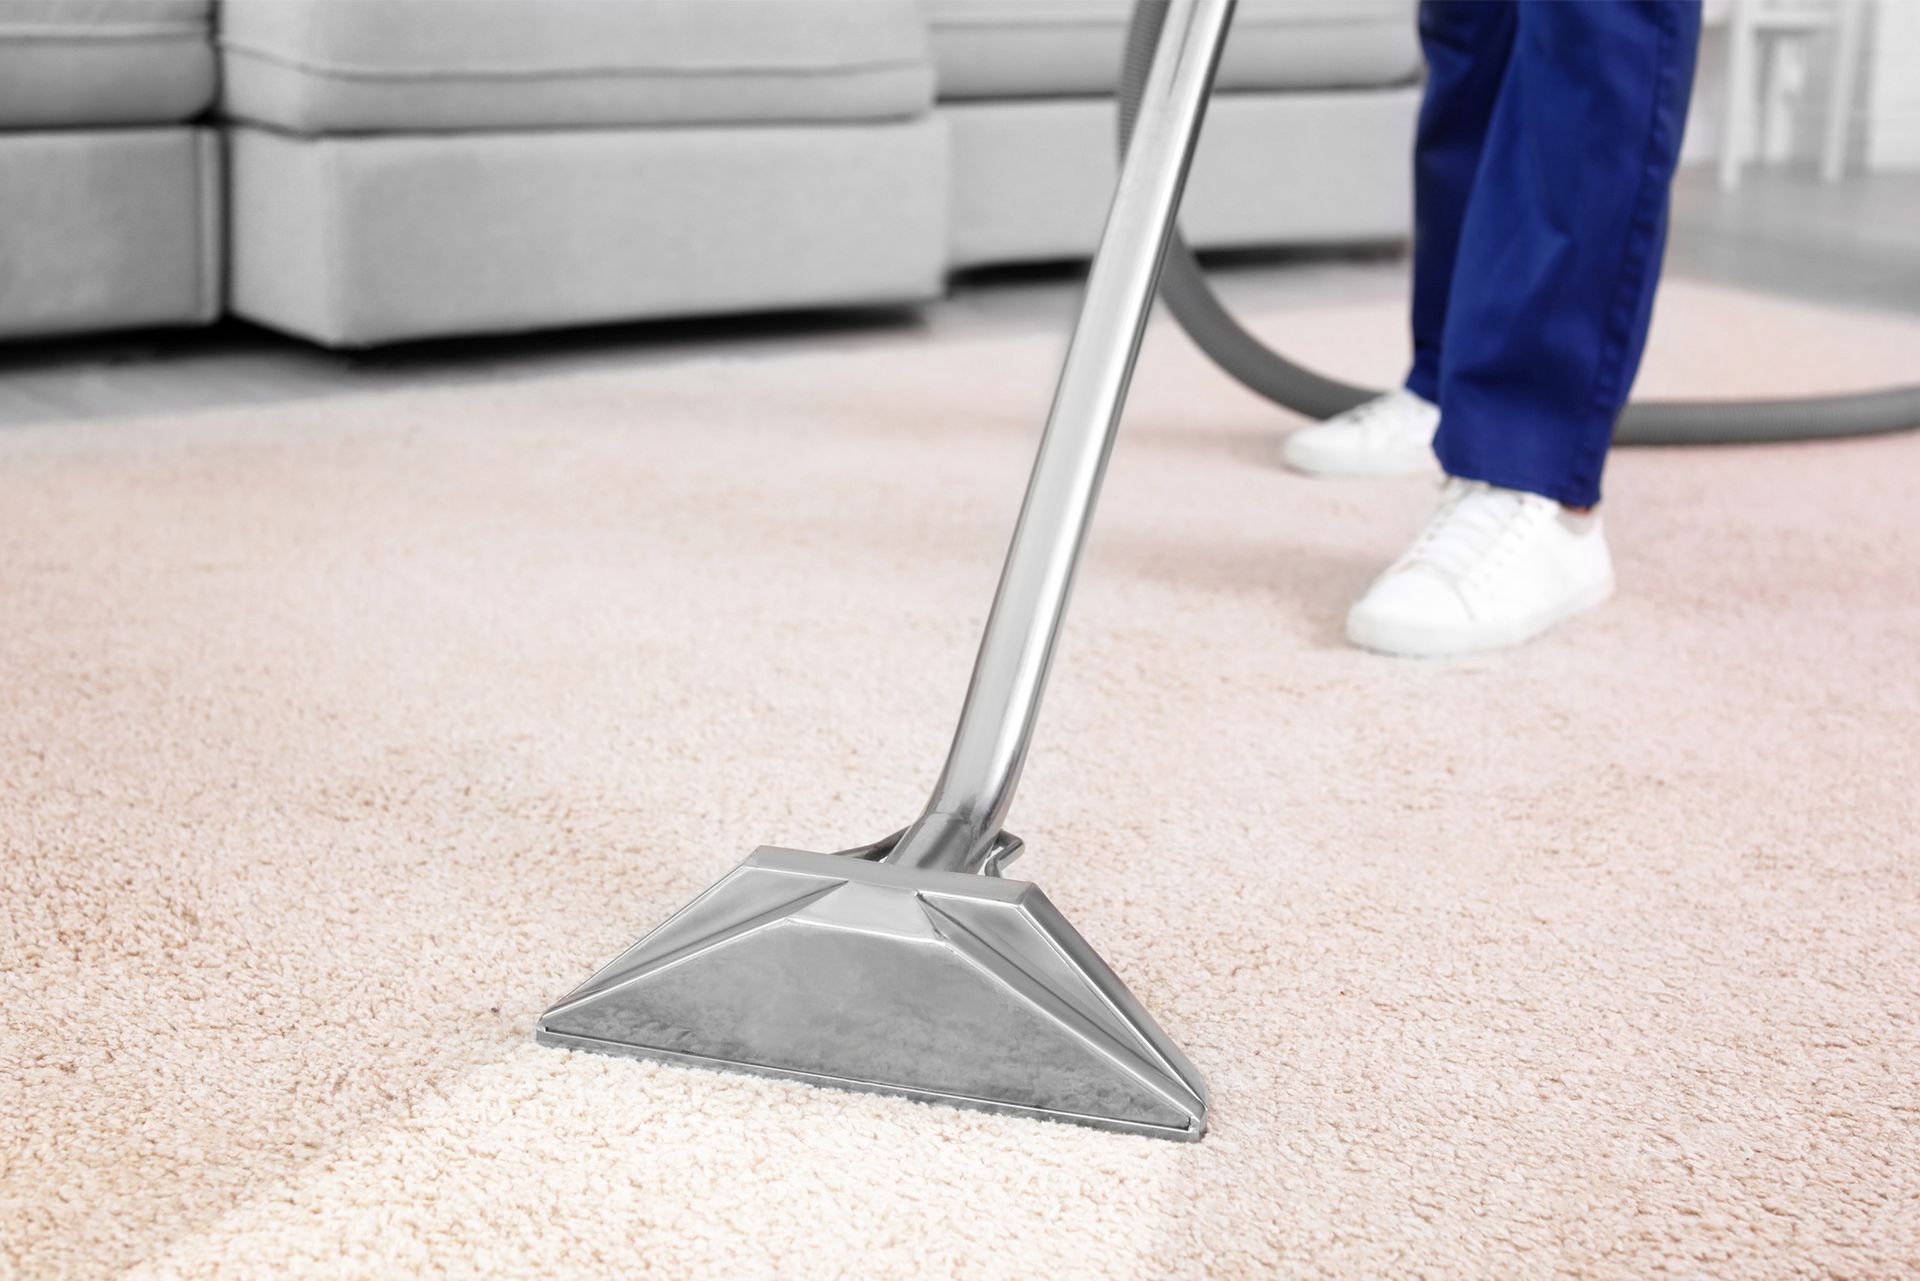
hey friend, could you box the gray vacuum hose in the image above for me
[1121,0,1920,445]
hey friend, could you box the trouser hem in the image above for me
[1434,441,1601,508]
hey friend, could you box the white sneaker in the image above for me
[1346,478,1615,657]
[1281,389,1440,477]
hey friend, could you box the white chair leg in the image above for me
[1755,34,1784,163]
[1719,0,1759,191]
[1821,0,1864,183]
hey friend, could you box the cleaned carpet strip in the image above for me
[3,282,1918,1278]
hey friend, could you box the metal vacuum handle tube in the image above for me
[884,0,1238,875]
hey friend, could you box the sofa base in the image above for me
[229,118,950,349]
[0,128,222,340]
[945,88,1418,270]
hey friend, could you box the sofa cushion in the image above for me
[946,89,1415,269]
[0,0,215,127]
[218,0,935,134]
[227,118,948,346]
[0,127,222,338]
[929,0,1419,99]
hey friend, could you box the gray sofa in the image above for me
[0,0,1419,349]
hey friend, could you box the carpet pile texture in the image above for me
[3,281,1918,1278]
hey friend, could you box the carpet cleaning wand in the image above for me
[533,0,1241,1140]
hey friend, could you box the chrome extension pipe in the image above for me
[885,0,1238,875]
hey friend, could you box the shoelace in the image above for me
[1401,479,1554,585]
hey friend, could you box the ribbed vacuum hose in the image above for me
[1120,0,1920,445]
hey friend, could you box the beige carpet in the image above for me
[4,280,1918,1279]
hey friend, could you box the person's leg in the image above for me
[1430,0,1703,508]
[1405,0,1519,404]
[1278,1,1515,479]
[1347,2,1704,656]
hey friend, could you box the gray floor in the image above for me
[1666,165,1920,312]
[1,165,1914,431]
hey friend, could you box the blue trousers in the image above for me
[1406,0,1701,507]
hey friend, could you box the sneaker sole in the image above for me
[1345,575,1617,658]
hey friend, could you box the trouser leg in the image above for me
[1430,0,1703,507]
[1405,0,1518,403]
